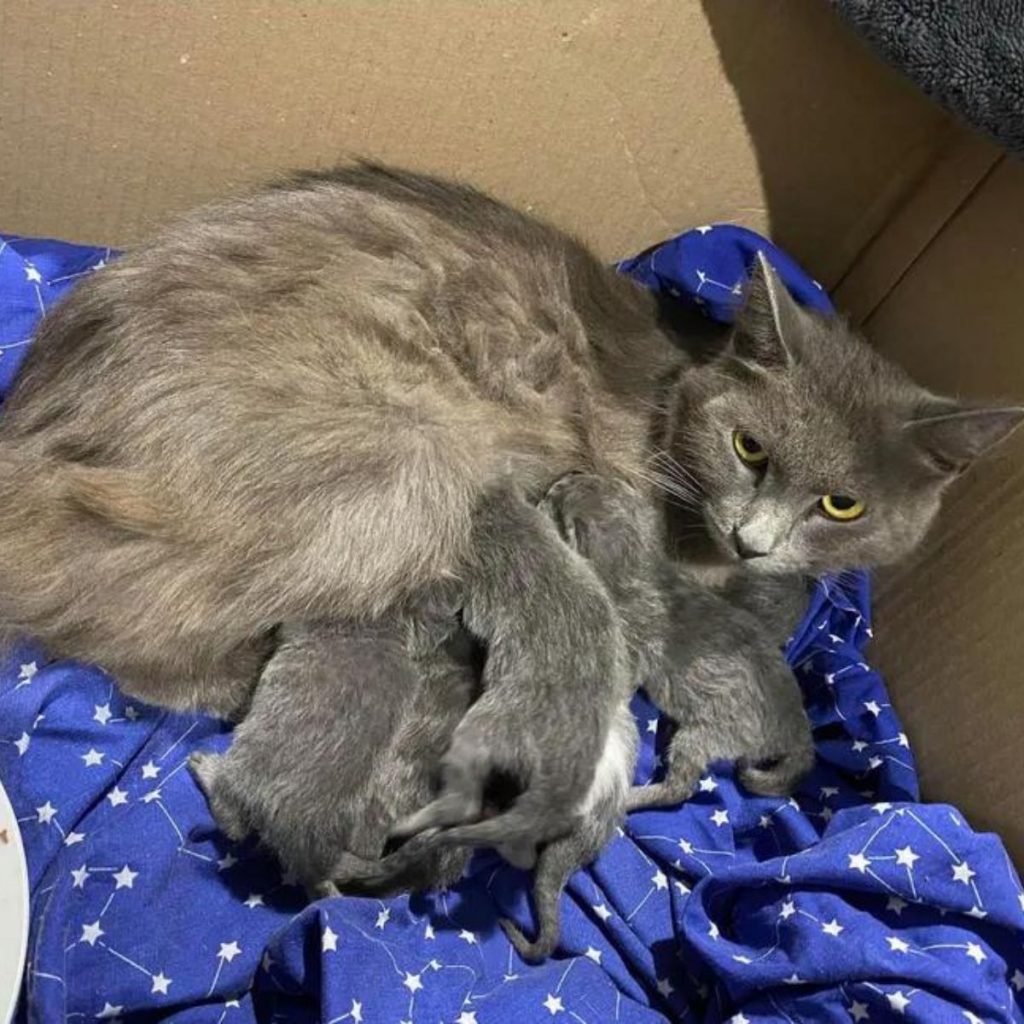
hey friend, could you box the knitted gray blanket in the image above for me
[829,0,1024,156]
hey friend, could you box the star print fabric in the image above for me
[3,228,1024,1024]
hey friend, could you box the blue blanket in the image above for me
[3,226,1024,1024]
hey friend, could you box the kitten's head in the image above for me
[667,253,1023,574]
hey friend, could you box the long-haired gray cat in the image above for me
[0,164,1019,852]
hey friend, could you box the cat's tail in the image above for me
[499,834,580,961]
[738,735,815,797]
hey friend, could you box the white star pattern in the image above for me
[698,775,718,792]
[81,920,104,946]
[964,942,986,964]
[822,918,844,936]
[151,972,172,995]
[141,760,161,779]
[113,865,138,889]
[847,1001,869,1022]
[107,786,128,807]
[14,732,30,756]
[35,801,58,824]
[886,991,911,1014]
[711,808,729,827]
[71,865,89,889]
[894,846,919,869]
[952,860,976,884]
[543,993,564,1014]
[96,1002,123,1019]
[848,852,871,873]
[93,703,113,725]
[217,941,241,963]
[322,926,338,952]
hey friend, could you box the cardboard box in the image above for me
[1,3,1020,854]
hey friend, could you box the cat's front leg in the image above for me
[392,484,628,856]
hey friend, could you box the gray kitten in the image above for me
[547,473,812,805]
[494,473,811,960]
[0,165,1018,854]
[192,485,635,890]
[189,606,476,895]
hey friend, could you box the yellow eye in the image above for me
[819,494,866,521]
[733,431,768,466]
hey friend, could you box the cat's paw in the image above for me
[540,473,648,556]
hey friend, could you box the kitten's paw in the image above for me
[188,751,221,798]
[540,473,651,563]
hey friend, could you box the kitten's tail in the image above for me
[500,833,580,961]
[738,737,815,798]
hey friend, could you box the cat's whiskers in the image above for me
[647,448,703,492]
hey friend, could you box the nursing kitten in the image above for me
[192,510,636,908]
[189,604,477,895]
[0,165,1019,853]
[488,474,808,959]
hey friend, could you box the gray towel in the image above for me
[829,0,1024,156]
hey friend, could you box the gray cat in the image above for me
[0,164,1019,854]
[189,604,477,895]
[493,473,811,960]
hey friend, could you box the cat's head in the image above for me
[666,252,1023,575]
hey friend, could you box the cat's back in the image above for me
[10,163,594,393]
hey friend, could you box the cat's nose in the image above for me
[732,527,769,560]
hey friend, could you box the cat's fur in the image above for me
[0,163,1019,852]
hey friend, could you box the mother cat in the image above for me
[0,164,1018,817]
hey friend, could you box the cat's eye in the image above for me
[733,431,768,467]
[819,494,866,521]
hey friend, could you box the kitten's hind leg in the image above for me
[188,751,250,841]
[625,728,705,812]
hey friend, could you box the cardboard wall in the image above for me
[1,1,949,285]
[857,156,1024,858]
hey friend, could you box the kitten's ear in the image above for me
[906,402,1024,474]
[730,251,809,369]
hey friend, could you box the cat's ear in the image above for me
[730,251,810,370]
[906,402,1024,474]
